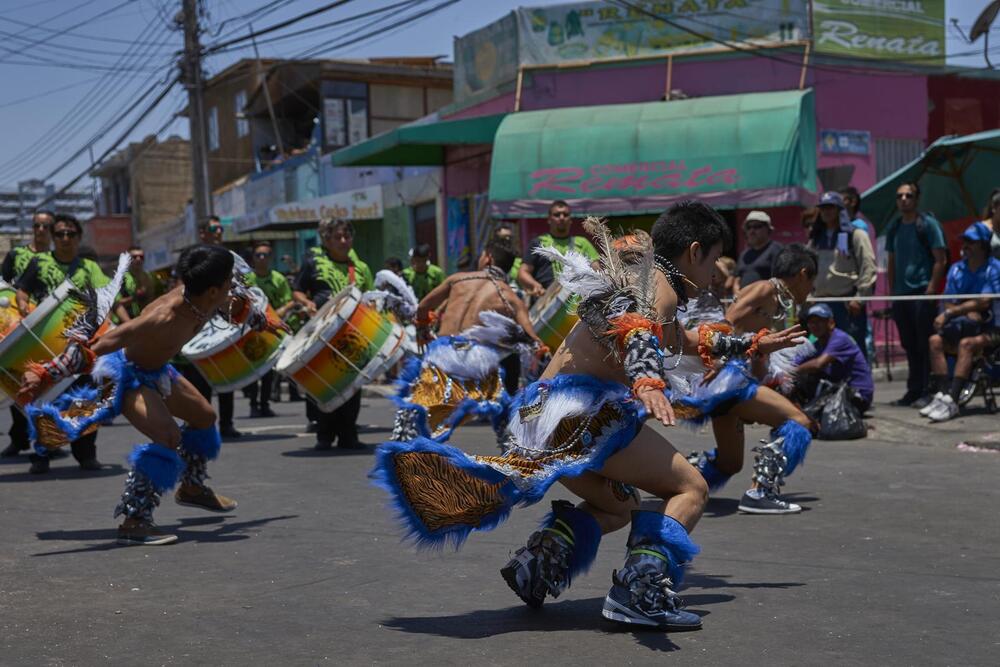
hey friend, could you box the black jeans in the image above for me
[179,365,234,428]
[245,371,274,410]
[8,406,29,452]
[892,298,937,395]
[308,391,362,446]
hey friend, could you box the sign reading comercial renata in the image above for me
[813,0,945,65]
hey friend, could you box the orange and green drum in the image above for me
[275,286,405,412]
[529,283,580,353]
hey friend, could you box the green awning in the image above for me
[861,129,1000,234]
[330,113,507,166]
[489,90,817,218]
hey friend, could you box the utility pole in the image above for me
[180,0,211,225]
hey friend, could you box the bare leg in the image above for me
[595,424,708,533]
[955,334,989,379]
[929,334,948,376]
[727,385,812,431]
[164,374,217,429]
[710,414,745,476]
[559,471,641,535]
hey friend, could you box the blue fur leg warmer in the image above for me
[696,449,731,492]
[541,500,602,584]
[180,425,222,460]
[127,444,184,493]
[774,420,812,477]
[627,510,700,585]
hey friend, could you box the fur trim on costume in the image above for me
[128,443,184,493]
[462,311,533,351]
[670,359,759,426]
[63,252,131,343]
[696,449,731,492]
[506,374,633,458]
[180,425,222,460]
[421,336,504,380]
[774,419,811,477]
[628,510,700,585]
[541,501,602,583]
[370,437,513,550]
[767,340,816,393]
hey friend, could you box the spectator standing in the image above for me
[920,223,1000,422]
[517,200,598,297]
[797,304,875,413]
[885,182,948,406]
[808,192,877,351]
[734,210,782,291]
[0,211,51,459]
[112,246,157,323]
[292,218,373,450]
[245,241,296,418]
[979,188,1000,260]
[402,243,445,301]
[839,186,872,234]
[14,215,108,473]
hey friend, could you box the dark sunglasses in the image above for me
[254,252,271,258]
[130,253,145,260]
[745,223,768,230]
[53,230,78,239]
[896,193,915,200]
[551,212,571,218]
[33,223,50,231]
[205,225,223,233]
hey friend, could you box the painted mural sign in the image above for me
[528,161,739,197]
[813,0,945,65]
[518,0,809,63]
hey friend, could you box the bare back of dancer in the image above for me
[418,268,540,342]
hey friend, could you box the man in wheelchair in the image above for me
[922,222,1000,422]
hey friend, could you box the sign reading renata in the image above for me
[813,0,945,65]
[528,161,739,197]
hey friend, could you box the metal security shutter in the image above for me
[875,138,924,182]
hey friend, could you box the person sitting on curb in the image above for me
[920,222,1000,422]
[795,304,874,414]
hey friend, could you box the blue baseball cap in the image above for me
[961,221,993,243]
[818,191,845,208]
[805,303,834,320]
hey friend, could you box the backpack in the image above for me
[884,212,949,264]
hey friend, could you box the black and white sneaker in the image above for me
[602,570,702,631]
[738,488,802,514]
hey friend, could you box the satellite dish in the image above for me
[970,0,1000,42]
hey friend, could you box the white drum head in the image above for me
[276,286,360,374]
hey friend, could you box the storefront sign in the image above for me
[820,129,872,155]
[268,185,383,225]
[518,1,808,64]
[528,161,739,197]
[814,0,945,65]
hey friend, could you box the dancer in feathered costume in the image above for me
[389,239,547,443]
[681,244,819,514]
[371,202,808,631]
[19,245,284,546]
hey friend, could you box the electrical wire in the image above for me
[204,0,359,53]
[0,0,138,64]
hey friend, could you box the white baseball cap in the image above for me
[744,210,772,229]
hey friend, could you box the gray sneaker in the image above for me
[738,488,802,514]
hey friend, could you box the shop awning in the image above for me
[861,129,1000,234]
[330,113,507,166]
[489,90,817,218]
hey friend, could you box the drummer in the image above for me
[245,241,296,418]
[13,214,112,474]
[1,211,52,459]
[516,200,599,298]
[111,246,158,323]
[176,217,242,440]
[292,217,374,451]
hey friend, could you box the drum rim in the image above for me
[275,285,361,374]
[0,281,75,358]
[181,287,275,358]
[529,283,572,322]
[189,335,290,394]
[305,322,405,411]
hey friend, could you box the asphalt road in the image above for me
[1,382,998,666]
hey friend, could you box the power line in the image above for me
[0,0,137,64]
[209,0,299,38]
[204,0,358,53]
[0,13,177,47]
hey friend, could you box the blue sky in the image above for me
[0,0,995,191]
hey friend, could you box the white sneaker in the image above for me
[919,392,945,417]
[928,394,959,422]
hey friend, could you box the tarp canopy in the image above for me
[862,129,1000,233]
[330,113,507,166]
[488,89,817,218]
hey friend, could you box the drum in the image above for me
[182,289,288,393]
[0,280,92,407]
[275,286,406,412]
[529,282,579,352]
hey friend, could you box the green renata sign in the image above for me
[813,0,945,64]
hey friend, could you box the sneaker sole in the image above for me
[175,499,238,513]
[601,597,701,631]
[117,535,178,546]
[738,504,803,514]
[500,563,544,609]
